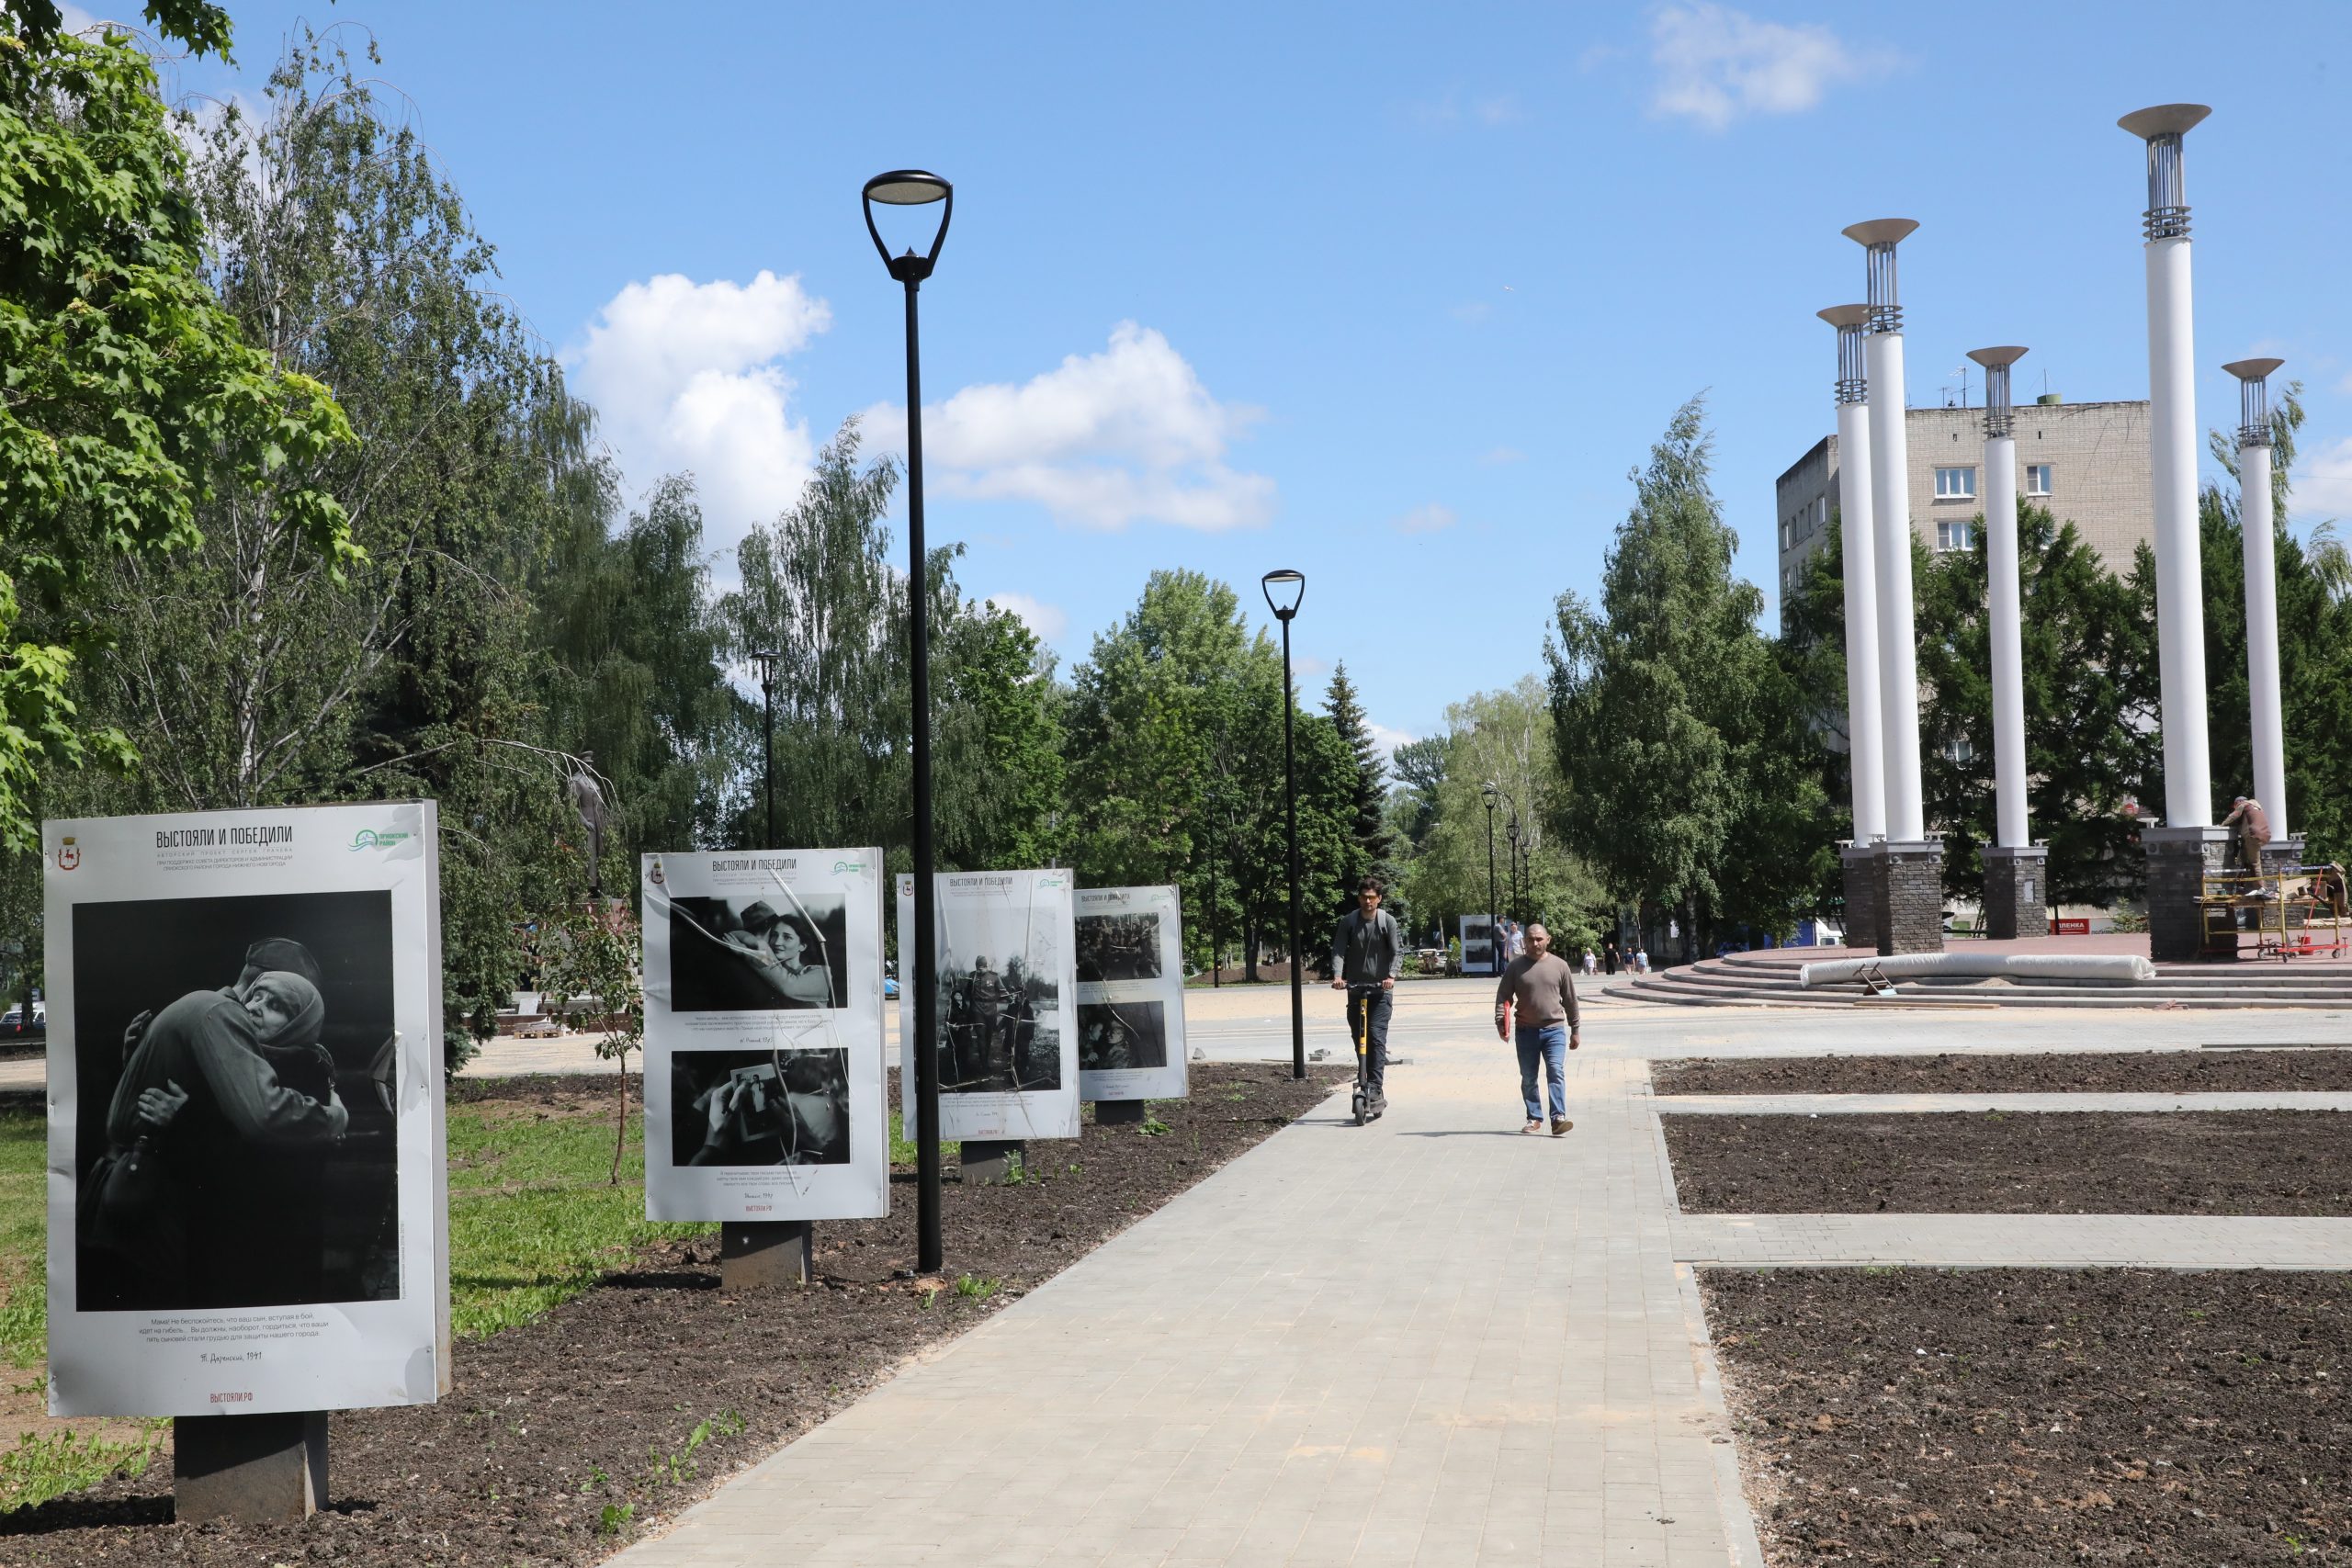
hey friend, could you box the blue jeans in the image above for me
[1514,1022,1567,1121]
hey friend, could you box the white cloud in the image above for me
[567,272,832,557]
[1393,503,1458,536]
[1481,446,1528,465]
[865,322,1273,532]
[1367,723,1418,763]
[1647,4,1894,130]
[985,592,1069,643]
[2296,435,2352,520]
[1449,300,1493,325]
[1407,88,1524,130]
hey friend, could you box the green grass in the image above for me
[0,1110,46,1369]
[888,1110,959,1167]
[446,1100,708,1339]
[0,1421,167,1511]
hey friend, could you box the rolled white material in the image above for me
[2145,236,2212,826]
[1984,435,2028,848]
[1866,330,1925,841]
[1837,399,1885,841]
[2241,441,2288,840]
[1798,952,2157,987]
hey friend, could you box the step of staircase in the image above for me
[1608,949,2352,1010]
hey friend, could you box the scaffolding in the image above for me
[2196,860,2350,961]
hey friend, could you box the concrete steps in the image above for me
[1607,948,2352,1010]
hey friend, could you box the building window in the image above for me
[1934,466,1977,499]
[1781,519,1792,551]
[1944,735,1975,764]
[1815,497,1827,528]
[2026,463,2052,497]
[1936,519,1973,552]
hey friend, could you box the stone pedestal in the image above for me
[1872,840,1945,955]
[720,1219,813,1288]
[2143,825,2229,962]
[1981,845,2049,941]
[2259,836,2308,883]
[175,1411,327,1524]
[959,1139,1025,1184]
[1092,1100,1146,1126]
[1839,843,1880,953]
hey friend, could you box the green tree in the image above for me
[720,421,1061,871]
[1546,396,1770,952]
[0,16,356,842]
[1322,662,1395,899]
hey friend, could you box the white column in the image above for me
[2123,106,2215,829]
[2145,239,2211,827]
[2242,441,2286,838]
[1984,434,2027,847]
[1866,327,1925,842]
[1837,396,1885,840]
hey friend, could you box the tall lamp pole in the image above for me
[1261,570,1306,1079]
[750,649,780,844]
[863,170,953,1274]
[1506,812,1521,925]
[1480,781,1498,970]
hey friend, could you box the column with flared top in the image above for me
[2224,356,2294,873]
[1969,344,2047,939]
[1844,219,1941,953]
[2121,106,2224,960]
[1820,304,1884,950]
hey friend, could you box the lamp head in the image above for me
[1481,781,1498,808]
[1260,569,1306,620]
[1966,346,2030,370]
[1817,304,1871,332]
[862,170,953,284]
[2222,356,2286,384]
[2118,104,2211,141]
[1841,218,1919,250]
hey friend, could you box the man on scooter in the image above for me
[1329,877,1402,1113]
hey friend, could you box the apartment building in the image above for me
[1774,397,2153,631]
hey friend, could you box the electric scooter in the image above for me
[1347,982,1385,1125]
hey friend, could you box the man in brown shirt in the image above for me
[1493,924,1579,1135]
[2222,795,2272,875]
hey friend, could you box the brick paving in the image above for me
[1652,1090,2352,1114]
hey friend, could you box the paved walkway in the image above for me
[1671,1213,2352,1269]
[619,997,1762,1568]
[1652,1090,2352,1114]
[605,989,2352,1568]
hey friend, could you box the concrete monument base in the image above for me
[960,1140,1025,1184]
[1872,840,1944,955]
[2143,825,2230,962]
[1839,842,1881,954]
[1981,845,2050,941]
[1093,1100,1146,1126]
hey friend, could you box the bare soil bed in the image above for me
[1664,1111,2352,1215]
[1655,1049,2352,1097]
[1704,1267,2351,1565]
[0,1064,1342,1567]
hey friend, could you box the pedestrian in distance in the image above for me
[1329,876,1402,1113]
[1602,938,1619,976]
[1494,922,1578,1136]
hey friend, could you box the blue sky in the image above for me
[148,0,2352,753]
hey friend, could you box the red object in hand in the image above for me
[1496,999,1513,1040]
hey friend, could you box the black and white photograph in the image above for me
[47,801,447,1420]
[639,850,888,1223]
[936,949,1061,1092]
[667,1049,850,1167]
[1072,885,1191,1103]
[666,892,849,1011]
[1076,911,1164,982]
[1078,999,1169,1073]
[72,891,400,1313]
[898,870,1080,1141]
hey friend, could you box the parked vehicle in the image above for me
[0,999,46,1038]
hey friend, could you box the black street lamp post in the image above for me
[1506,812,1521,925]
[864,170,953,1274]
[750,649,780,844]
[1480,781,1498,971]
[1261,570,1306,1079]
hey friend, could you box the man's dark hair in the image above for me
[1358,877,1384,897]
